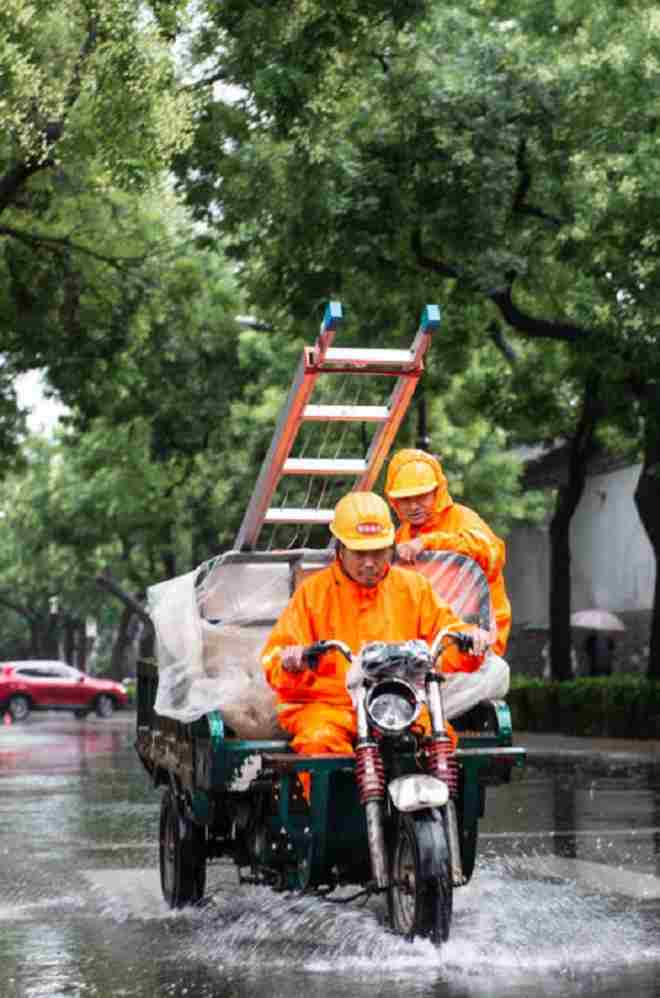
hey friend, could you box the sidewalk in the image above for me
[516,730,660,763]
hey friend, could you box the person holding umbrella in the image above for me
[570,609,625,677]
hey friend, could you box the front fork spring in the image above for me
[426,735,458,796]
[355,740,385,803]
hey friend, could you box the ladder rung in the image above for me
[283,458,367,476]
[321,347,415,370]
[266,508,334,525]
[303,404,389,423]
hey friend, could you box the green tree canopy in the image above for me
[173,0,660,676]
[0,1,196,449]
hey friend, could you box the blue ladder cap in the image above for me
[322,301,343,331]
[420,304,441,332]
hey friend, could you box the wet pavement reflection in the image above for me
[1,714,659,998]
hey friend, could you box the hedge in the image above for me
[507,675,660,739]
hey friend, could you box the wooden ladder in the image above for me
[234,302,441,551]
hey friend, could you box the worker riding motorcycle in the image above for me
[290,627,479,941]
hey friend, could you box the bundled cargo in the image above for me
[148,555,291,738]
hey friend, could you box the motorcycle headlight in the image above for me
[365,678,421,735]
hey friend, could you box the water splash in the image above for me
[185,856,660,973]
[92,855,660,995]
[441,856,659,975]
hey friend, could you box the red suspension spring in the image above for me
[426,736,458,796]
[355,741,385,803]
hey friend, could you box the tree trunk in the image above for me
[29,618,41,657]
[191,489,219,566]
[110,605,134,680]
[633,387,660,680]
[63,616,76,664]
[44,610,61,658]
[160,521,177,579]
[77,620,90,672]
[138,618,155,661]
[549,492,577,682]
[96,570,155,675]
[548,383,602,681]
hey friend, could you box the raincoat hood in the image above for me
[385,450,452,513]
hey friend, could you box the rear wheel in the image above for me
[95,694,114,718]
[8,694,30,722]
[388,809,453,942]
[159,788,206,908]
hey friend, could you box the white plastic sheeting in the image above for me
[442,652,510,719]
[347,552,507,718]
[401,552,509,717]
[149,556,291,737]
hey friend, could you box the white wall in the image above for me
[504,525,550,627]
[505,464,656,628]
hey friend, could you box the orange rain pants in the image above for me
[385,449,512,656]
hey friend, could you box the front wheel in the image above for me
[388,809,453,943]
[8,694,30,722]
[159,788,206,908]
[95,694,114,718]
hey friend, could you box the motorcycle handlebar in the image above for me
[302,640,353,669]
[429,628,478,666]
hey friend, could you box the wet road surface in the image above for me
[1,713,659,998]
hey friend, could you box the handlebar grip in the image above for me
[452,630,474,653]
[302,640,352,668]
[302,642,329,669]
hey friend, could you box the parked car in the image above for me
[0,660,128,722]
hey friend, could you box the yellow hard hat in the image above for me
[330,492,395,550]
[386,460,438,499]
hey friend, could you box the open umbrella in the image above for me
[570,609,626,632]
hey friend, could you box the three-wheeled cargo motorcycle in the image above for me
[135,549,525,943]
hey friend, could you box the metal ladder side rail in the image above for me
[354,303,440,491]
[234,302,344,552]
[235,303,441,550]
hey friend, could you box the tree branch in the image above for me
[488,282,591,343]
[412,228,594,345]
[0,594,36,622]
[182,69,233,92]
[0,224,148,271]
[488,320,518,367]
[369,50,390,73]
[0,160,55,214]
[95,569,154,630]
[0,16,97,214]
[512,137,564,228]
[64,14,98,114]
[411,228,460,279]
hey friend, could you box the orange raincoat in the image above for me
[385,450,511,656]
[262,559,478,760]
[262,561,479,755]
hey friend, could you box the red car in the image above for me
[0,660,128,722]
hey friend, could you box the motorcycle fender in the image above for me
[388,774,449,812]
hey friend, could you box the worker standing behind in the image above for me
[385,448,511,656]
[385,449,511,717]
